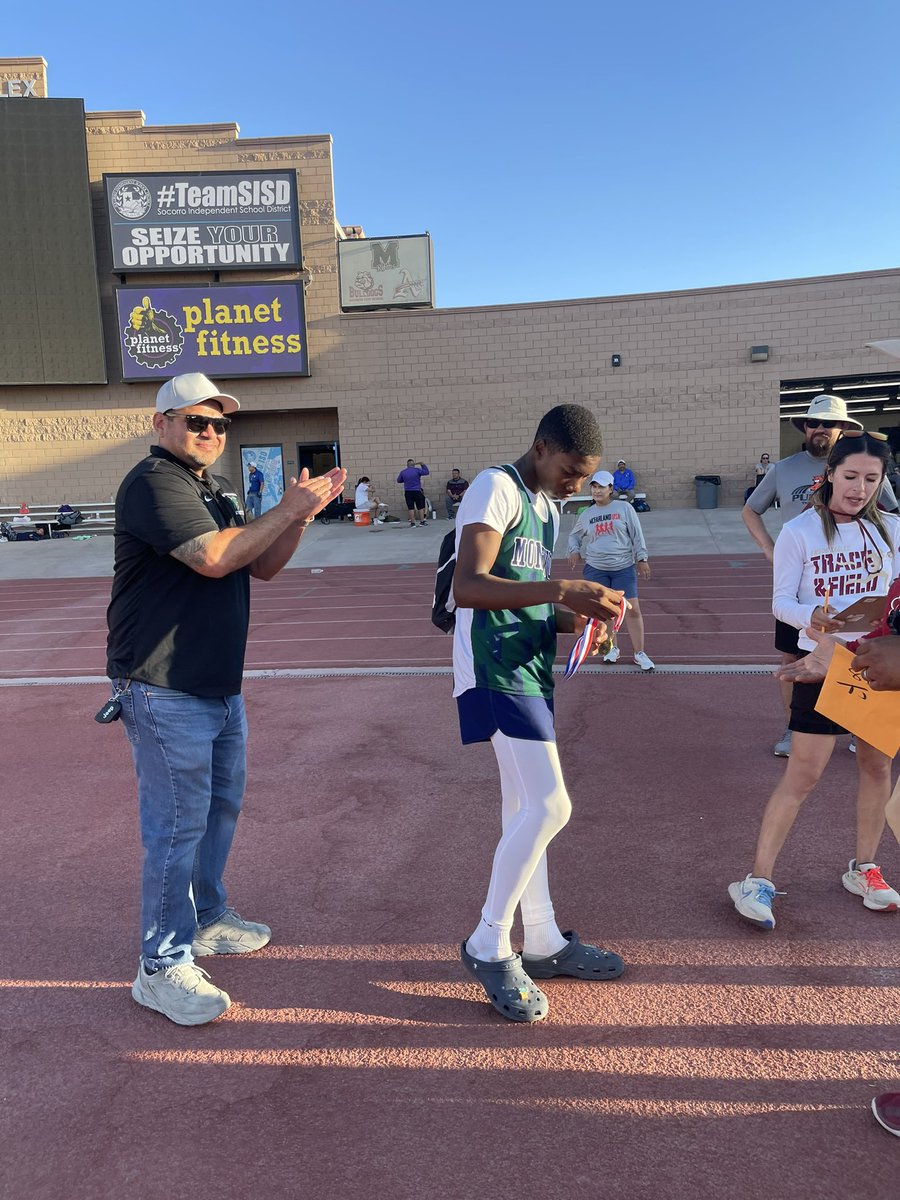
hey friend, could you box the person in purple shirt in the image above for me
[397,458,430,526]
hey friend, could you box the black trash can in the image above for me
[694,474,721,510]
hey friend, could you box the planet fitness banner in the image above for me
[104,171,301,271]
[115,283,309,380]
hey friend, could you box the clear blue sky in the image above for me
[7,1,900,308]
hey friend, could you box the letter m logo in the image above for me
[371,240,400,271]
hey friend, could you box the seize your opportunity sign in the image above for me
[104,171,301,271]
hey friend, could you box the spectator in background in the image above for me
[245,461,265,519]
[397,458,430,527]
[612,460,636,502]
[746,452,775,502]
[567,470,654,670]
[445,468,469,519]
[755,452,773,484]
[354,476,387,524]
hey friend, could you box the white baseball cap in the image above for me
[591,470,615,486]
[156,373,240,415]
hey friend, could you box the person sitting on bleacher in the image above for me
[445,468,469,519]
[612,460,636,502]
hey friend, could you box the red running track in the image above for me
[0,673,898,1199]
[0,554,778,679]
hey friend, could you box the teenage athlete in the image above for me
[452,404,626,1023]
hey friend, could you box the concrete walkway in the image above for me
[0,505,787,581]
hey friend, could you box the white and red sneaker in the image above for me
[842,860,900,912]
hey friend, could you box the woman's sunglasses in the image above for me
[164,411,231,435]
[838,428,889,442]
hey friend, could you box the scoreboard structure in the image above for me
[0,98,106,384]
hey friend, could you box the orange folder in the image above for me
[815,644,900,757]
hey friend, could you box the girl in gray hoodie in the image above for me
[567,470,654,669]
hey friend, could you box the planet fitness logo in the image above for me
[122,296,184,370]
[111,179,152,220]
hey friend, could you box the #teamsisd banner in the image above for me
[115,283,309,380]
[104,171,301,272]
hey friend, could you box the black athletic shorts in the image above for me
[788,654,848,737]
[775,618,800,656]
[404,489,426,511]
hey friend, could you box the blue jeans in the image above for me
[117,680,248,970]
[246,491,262,519]
[583,562,639,599]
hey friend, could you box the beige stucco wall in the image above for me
[2,57,899,513]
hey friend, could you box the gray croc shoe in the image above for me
[522,931,625,980]
[460,941,548,1022]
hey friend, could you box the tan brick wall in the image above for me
[2,66,900,513]
[310,271,900,511]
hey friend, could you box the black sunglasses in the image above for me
[805,419,840,430]
[165,411,231,435]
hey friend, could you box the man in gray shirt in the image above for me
[743,393,898,756]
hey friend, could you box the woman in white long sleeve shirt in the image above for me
[729,431,900,929]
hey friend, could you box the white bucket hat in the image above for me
[791,393,862,433]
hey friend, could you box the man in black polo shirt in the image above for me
[108,372,346,1025]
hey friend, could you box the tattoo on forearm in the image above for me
[170,531,217,569]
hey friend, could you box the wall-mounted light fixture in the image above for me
[750,345,769,362]
[611,354,621,368]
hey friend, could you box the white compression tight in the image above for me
[465,731,572,962]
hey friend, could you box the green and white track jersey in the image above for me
[452,464,559,698]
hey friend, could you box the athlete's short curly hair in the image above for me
[533,405,603,457]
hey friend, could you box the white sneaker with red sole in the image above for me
[842,860,900,911]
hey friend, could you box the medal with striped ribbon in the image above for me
[564,596,627,679]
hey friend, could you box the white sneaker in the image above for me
[842,860,900,911]
[634,651,655,671]
[728,875,782,929]
[603,645,620,663]
[192,908,272,956]
[131,961,231,1025]
[848,736,856,753]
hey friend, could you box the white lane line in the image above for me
[0,663,780,686]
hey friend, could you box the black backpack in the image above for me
[431,528,458,633]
